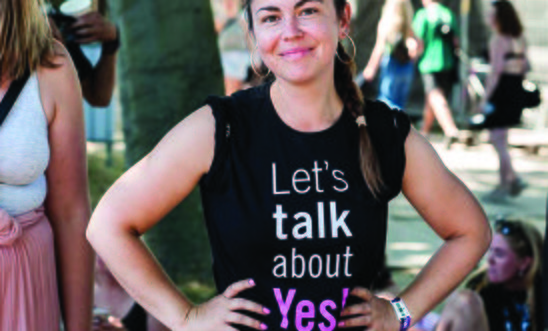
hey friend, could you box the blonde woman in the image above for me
[437,219,543,331]
[362,0,419,109]
[0,0,94,330]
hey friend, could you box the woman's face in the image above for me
[249,0,349,84]
[487,234,530,284]
[487,7,498,31]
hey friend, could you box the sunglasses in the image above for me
[494,218,533,256]
[495,219,524,236]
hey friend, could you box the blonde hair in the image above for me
[469,220,543,330]
[0,0,59,81]
[498,220,543,330]
[378,0,414,46]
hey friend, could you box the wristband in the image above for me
[390,297,412,331]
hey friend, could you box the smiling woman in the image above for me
[86,0,491,331]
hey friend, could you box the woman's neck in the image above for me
[503,277,528,292]
[270,78,344,132]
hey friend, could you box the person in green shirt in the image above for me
[413,0,460,146]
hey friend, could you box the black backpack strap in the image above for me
[0,70,31,127]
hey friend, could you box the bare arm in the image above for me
[72,12,118,107]
[41,45,94,331]
[148,315,170,331]
[363,22,388,81]
[398,129,491,323]
[86,107,214,329]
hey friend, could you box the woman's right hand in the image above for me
[180,279,270,331]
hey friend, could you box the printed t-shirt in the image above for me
[412,3,458,74]
[200,82,410,331]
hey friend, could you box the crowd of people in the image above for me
[0,0,545,330]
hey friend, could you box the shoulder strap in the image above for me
[0,70,31,127]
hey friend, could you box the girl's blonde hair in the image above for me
[378,0,414,46]
[497,220,543,331]
[470,220,543,331]
[0,0,59,82]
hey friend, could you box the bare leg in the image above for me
[489,128,518,189]
[427,89,459,137]
[436,290,489,331]
[421,101,435,136]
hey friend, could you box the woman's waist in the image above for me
[0,205,48,246]
[224,281,369,331]
[0,175,47,216]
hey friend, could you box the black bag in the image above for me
[0,70,31,127]
[519,80,541,109]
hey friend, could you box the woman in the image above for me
[94,257,169,331]
[437,219,543,331]
[87,0,491,330]
[362,0,419,110]
[0,0,94,330]
[480,0,530,202]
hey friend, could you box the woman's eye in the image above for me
[262,15,279,23]
[300,8,318,16]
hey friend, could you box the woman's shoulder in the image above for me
[364,100,411,139]
[36,41,80,122]
[205,83,271,120]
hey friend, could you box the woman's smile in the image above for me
[279,47,314,60]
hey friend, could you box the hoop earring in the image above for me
[250,45,271,78]
[336,32,356,64]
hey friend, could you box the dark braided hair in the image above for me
[242,0,384,196]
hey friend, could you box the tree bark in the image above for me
[108,0,223,284]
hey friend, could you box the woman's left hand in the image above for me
[338,287,401,331]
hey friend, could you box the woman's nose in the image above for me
[281,16,303,40]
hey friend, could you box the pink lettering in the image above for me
[295,300,315,331]
[274,288,296,329]
[341,288,349,309]
[319,300,337,331]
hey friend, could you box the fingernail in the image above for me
[260,323,268,330]
[263,307,271,314]
[249,279,255,286]
[338,321,345,327]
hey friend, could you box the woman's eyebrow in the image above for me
[256,6,281,15]
[256,0,323,15]
[295,0,324,9]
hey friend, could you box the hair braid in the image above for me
[335,43,384,196]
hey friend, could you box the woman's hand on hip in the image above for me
[179,279,270,331]
[339,287,401,331]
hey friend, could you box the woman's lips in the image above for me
[280,48,313,60]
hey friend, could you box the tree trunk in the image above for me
[108,0,223,284]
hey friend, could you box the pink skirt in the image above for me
[0,206,60,331]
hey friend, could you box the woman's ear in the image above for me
[519,256,533,275]
[339,3,352,39]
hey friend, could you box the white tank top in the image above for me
[0,73,50,216]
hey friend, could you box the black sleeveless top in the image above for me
[121,303,147,331]
[200,83,410,331]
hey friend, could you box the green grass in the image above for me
[87,148,126,210]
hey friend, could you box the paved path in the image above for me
[387,132,548,268]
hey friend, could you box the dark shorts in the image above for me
[421,70,454,98]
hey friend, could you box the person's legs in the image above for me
[421,101,435,135]
[427,88,459,138]
[436,290,489,331]
[489,128,517,189]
